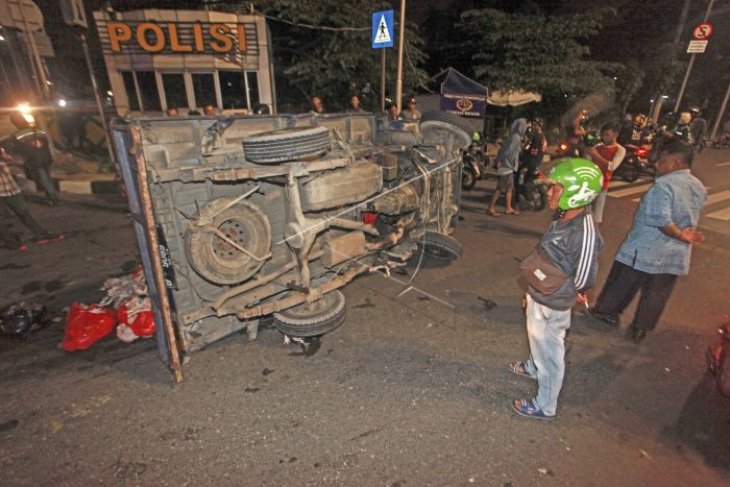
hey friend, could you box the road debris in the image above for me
[62,267,155,350]
[0,302,48,339]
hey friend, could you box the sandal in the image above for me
[511,398,555,420]
[487,209,501,217]
[508,361,535,380]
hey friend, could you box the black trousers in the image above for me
[594,260,678,331]
[0,194,45,246]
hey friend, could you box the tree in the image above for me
[253,0,428,112]
[454,8,616,106]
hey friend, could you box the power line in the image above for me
[260,13,370,32]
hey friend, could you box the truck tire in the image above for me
[419,111,472,149]
[418,230,462,261]
[185,198,271,285]
[243,126,331,164]
[272,290,347,338]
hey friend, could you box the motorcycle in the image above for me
[707,318,730,397]
[461,142,488,190]
[615,144,652,182]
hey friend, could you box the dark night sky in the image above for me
[32,0,730,114]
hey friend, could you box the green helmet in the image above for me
[546,158,603,210]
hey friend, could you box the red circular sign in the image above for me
[692,22,713,40]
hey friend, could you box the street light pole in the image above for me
[673,0,715,112]
[709,80,730,141]
[395,0,406,114]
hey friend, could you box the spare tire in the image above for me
[243,126,331,164]
[419,111,472,150]
[185,198,272,285]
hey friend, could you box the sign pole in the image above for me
[80,32,115,165]
[380,49,386,112]
[395,0,406,114]
[673,54,696,113]
[673,0,715,112]
[371,10,394,112]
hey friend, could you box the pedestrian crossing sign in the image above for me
[372,10,394,49]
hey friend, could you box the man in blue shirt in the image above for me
[588,141,706,343]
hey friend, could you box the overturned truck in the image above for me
[111,111,471,377]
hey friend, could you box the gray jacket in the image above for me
[528,209,603,310]
[495,118,527,175]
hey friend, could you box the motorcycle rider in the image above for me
[671,111,693,144]
[509,158,604,419]
[689,107,707,152]
[586,122,626,224]
[516,118,547,205]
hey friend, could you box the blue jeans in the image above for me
[34,167,60,205]
[523,294,572,416]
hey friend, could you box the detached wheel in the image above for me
[418,231,462,261]
[273,290,346,338]
[419,111,472,150]
[243,126,330,164]
[185,198,271,285]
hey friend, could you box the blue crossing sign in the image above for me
[372,10,394,49]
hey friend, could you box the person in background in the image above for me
[166,106,180,117]
[689,107,707,152]
[588,141,705,343]
[516,118,547,206]
[509,158,603,420]
[399,96,421,121]
[6,113,60,206]
[617,113,633,146]
[586,122,626,225]
[488,118,527,217]
[630,114,648,145]
[203,104,218,116]
[347,94,367,114]
[565,109,588,157]
[388,103,400,122]
[310,95,324,115]
[0,148,62,250]
[671,111,693,144]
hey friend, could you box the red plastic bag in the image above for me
[116,305,155,338]
[62,302,117,352]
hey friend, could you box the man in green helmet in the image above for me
[509,158,604,420]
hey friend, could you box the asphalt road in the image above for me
[0,149,729,486]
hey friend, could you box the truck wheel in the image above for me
[185,198,271,285]
[243,126,331,164]
[419,111,472,150]
[273,290,346,338]
[418,230,462,261]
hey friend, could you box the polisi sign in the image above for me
[105,21,247,54]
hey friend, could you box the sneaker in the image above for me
[627,326,647,344]
[586,307,619,326]
[31,234,64,244]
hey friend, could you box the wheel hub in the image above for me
[213,220,249,261]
